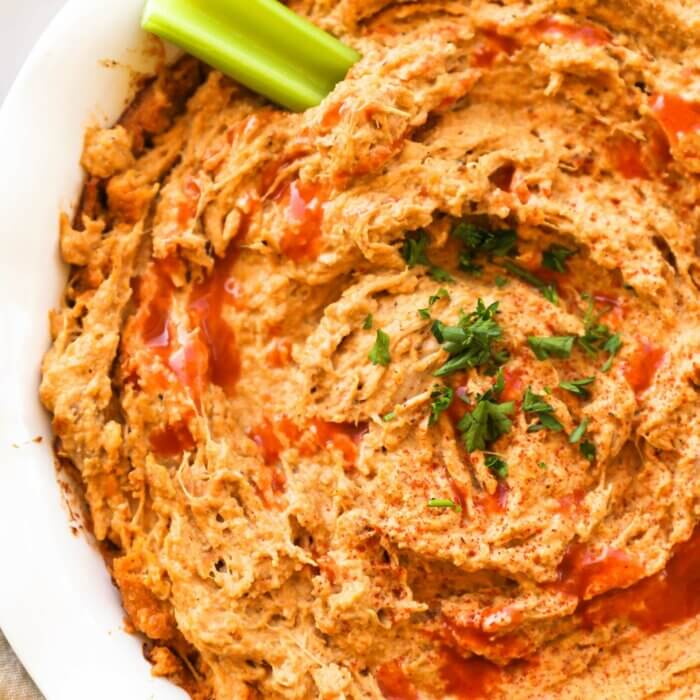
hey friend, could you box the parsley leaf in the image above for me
[459,252,483,275]
[527,336,576,360]
[362,314,373,330]
[580,440,597,462]
[428,498,461,511]
[432,299,509,376]
[494,275,509,288]
[538,461,548,470]
[542,245,576,273]
[383,411,397,422]
[402,230,454,282]
[429,385,454,426]
[503,260,559,305]
[369,330,391,366]
[569,417,590,444]
[418,308,431,320]
[452,222,518,257]
[485,454,508,479]
[429,265,455,283]
[559,376,595,398]
[523,387,564,433]
[451,222,517,276]
[429,288,450,306]
[577,298,623,371]
[601,333,622,372]
[458,389,514,452]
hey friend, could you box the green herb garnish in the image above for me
[601,334,622,372]
[452,222,517,276]
[503,260,558,305]
[485,454,508,479]
[542,245,576,273]
[452,222,518,257]
[458,374,514,452]
[428,498,461,511]
[429,385,454,426]
[578,298,623,371]
[527,336,576,360]
[362,314,373,330]
[383,411,397,422]
[569,417,590,444]
[429,288,450,306]
[538,461,548,470]
[418,308,431,319]
[559,376,595,398]
[523,387,564,433]
[369,329,391,366]
[580,440,597,462]
[402,230,454,282]
[494,275,509,288]
[432,299,509,377]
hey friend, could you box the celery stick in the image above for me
[142,0,360,111]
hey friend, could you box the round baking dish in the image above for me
[0,1,185,697]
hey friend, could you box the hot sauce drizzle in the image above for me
[266,338,293,368]
[650,94,700,145]
[533,17,611,47]
[471,30,519,68]
[555,543,644,599]
[186,244,242,396]
[177,175,201,227]
[580,526,700,631]
[440,647,502,700]
[251,416,367,470]
[376,661,418,700]
[300,419,368,467]
[608,135,650,179]
[623,337,665,394]
[149,420,195,458]
[278,180,328,262]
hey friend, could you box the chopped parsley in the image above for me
[452,222,518,257]
[527,335,576,360]
[452,222,517,276]
[429,288,450,306]
[402,230,454,283]
[542,245,576,273]
[428,498,461,512]
[362,314,373,330]
[485,454,508,479]
[559,376,595,398]
[503,260,558,305]
[418,308,431,319]
[578,298,623,371]
[601,334,622,372]
[494,275,509,288]
[383,411,397,422]
[368,329,391,366]
[580,440,597,462]
[459,253,483,275]
[432,299,509,376]
[457,373,515,452]
[538,461,548,470]
[569,418,596,461]
[429,385,454,426]
[569,417,590,444]
[523,387,564,433]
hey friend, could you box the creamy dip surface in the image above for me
[41,1,700,698]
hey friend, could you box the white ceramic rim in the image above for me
[0,1,186,698]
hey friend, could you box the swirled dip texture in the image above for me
[41,1,700,698]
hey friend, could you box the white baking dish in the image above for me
[0,1,186,697]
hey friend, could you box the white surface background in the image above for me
[0,0,67,103]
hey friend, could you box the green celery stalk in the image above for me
[142,0,361,111]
